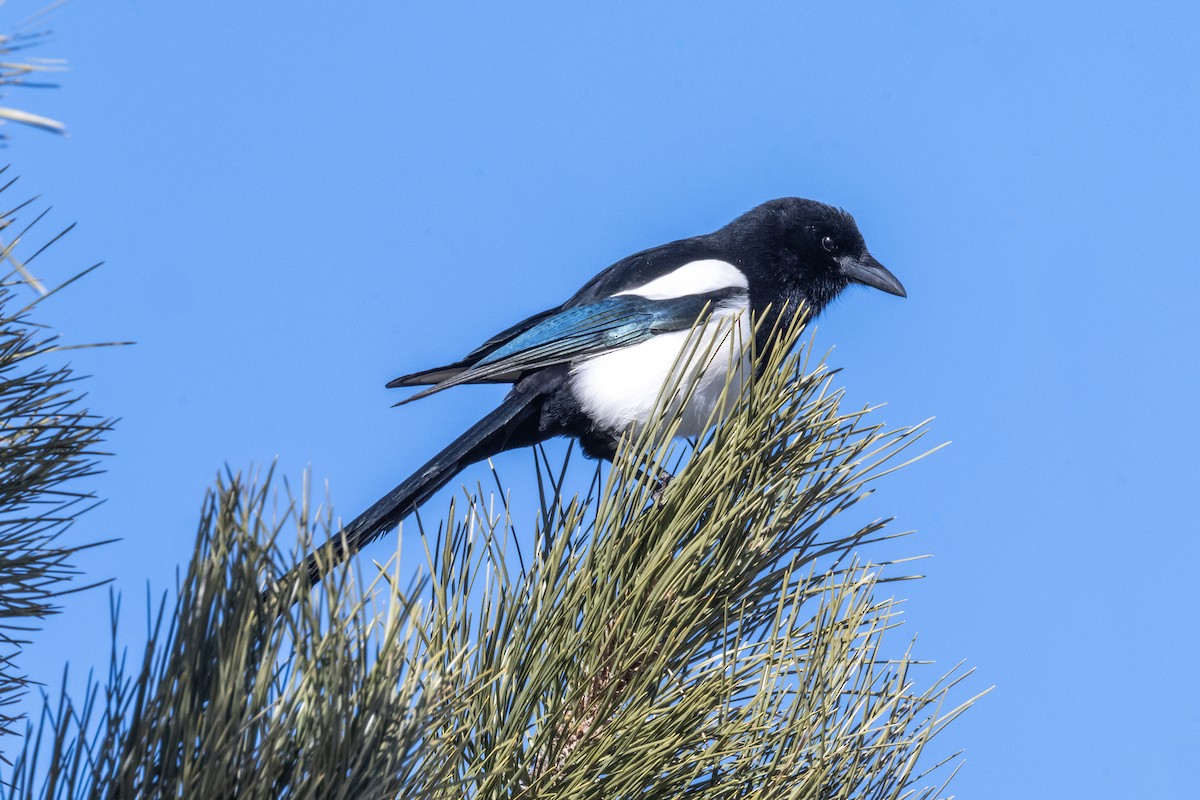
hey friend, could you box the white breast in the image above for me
[569,298,752,438]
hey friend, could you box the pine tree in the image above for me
[1,309,979,798]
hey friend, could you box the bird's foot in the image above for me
[649,468,673,506]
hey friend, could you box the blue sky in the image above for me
[7,0,1199,795]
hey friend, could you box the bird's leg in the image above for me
[648,466,674,506]
[581,431,674,505]
[646,438,696,505]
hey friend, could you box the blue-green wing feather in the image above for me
[394,292,733,405]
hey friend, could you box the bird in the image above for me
[293,198,905,586]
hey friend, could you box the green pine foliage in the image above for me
[0,231,111,737]
[0,3,68,140]
[1,316,979,798]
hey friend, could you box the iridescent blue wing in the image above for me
[393,290,739,405]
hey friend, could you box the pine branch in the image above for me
[1,317,978,798]
[0,189,113,743]
[0,3,68,143]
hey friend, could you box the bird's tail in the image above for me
[292,389,542,587]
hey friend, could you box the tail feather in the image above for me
[295,390,542,586]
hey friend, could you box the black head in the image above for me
[716,197,905,317]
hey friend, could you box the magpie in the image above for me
[295,198,905,586]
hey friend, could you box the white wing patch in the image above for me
[569,296,752,438]
[616,259,748,300]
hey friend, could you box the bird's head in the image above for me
[719,197,906,318]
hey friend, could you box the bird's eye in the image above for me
[821,236,837,253]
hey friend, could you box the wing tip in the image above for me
[392,384,442,407]
[386,363,468,389]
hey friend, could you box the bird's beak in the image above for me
[839,252,907,297]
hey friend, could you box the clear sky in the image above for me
[8,0,1199,795]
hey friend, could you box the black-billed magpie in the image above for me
[296,198,904,585]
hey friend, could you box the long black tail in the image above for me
[295,389,543,586]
